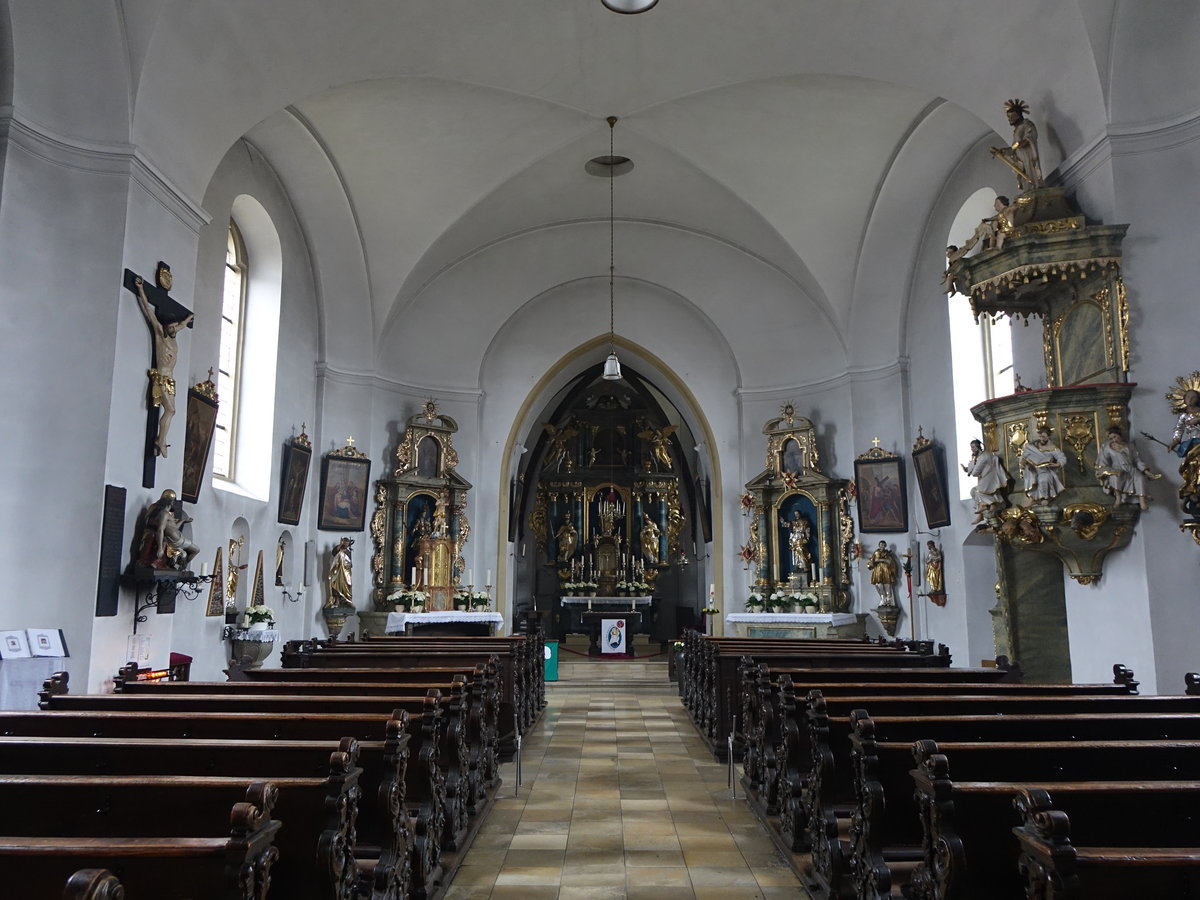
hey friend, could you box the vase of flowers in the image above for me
[469,590,491,611]
[243,604,275,632]
[746,591,765,613]
[795,591,820,614]
[391,589,429,613]
[767,591,789,614]
[583,580,598,597]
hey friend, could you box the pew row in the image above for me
[0,780,280,900]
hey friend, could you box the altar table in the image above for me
[385,610,504,636]
[723,612,868,639]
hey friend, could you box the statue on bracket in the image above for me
[990,99,1044,192]
[1095,426,1159,510]
[1020,426,1067,503]
[125,262,194,487]
[135,489,199,572]
[1152,373,1200,543]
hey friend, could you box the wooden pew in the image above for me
[680,633,952,760]
[898,742,1200,900]
[3,771,358,900]
[0,708,430,899]
[280,639,539,754]
[112,668,500,816]
[854,734,1200,897]
[737,664,1135,840]
[0,780,280,900]
[0,733,409,900]
[1012,786,1200,900]
[62,869,124,900]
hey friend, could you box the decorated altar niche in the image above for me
[527,388,688,600]
[742,407,853,613]
[370,399,473,613]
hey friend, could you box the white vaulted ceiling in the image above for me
[16,1,1198,388]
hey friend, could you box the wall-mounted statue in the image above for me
[990,98,1044,192]
[326,537,354,609]
[963,438,1009,523]
[1021,427,1067,503]
[924,541,946,607]
[131,264,193,459]
[1096,426,1159,510]
[867,541,898,605]
[136,488,199,571]
[555,518,578,563]
[639,514,662,563]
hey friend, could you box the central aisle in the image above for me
[445,656,810,899]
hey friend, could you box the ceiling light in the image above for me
[602,0,659,13]
[602,116,623,381]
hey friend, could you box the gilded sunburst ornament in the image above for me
[1165,372,1200,413]
[780,402,797,425]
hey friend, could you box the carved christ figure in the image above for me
[133,263,193,457]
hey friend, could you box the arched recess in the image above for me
[492,334,724,631]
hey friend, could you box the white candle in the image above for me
[709,583,715,596]
[200,562,208,576]
[486,569,492,585]
[411,567,417,584]
[467,569,473,585]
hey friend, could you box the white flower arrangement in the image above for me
[794,591,820,608]
[243,604,275,626]
[746,591,765,610]
[390,589,430,610]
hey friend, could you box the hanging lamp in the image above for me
[602,115,623,381]
[601,0,659,13]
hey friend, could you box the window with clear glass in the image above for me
[947,188,1014,499]
[213,222,247,480]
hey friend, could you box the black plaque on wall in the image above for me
[96,485,126,616]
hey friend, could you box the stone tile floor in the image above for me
[444,652,810,899]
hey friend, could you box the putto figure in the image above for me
[990,98,1044,192]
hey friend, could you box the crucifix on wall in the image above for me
[123,262,194,488]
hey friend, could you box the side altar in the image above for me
[740,407,855,614]
[367,399,474,618]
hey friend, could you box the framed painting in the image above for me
[180,381,219,504]
[912,441,951,529]
[318,445,372,531]
[277,435,312,525]
[854,448,908,533]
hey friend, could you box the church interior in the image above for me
[4,2,1200,896]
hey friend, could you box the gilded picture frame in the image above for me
[854,452,908,533]
[318,452,372,531]
[912,442,951,529]
[277,437,312,526]
[181,384,219,504]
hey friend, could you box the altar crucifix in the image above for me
[123,262,194,487]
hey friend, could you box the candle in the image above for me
[709,583,715,596]
[411,567,417,584]
[467,569,473,586]
[200,562,208,576]
[811,563,818,582]
[486,569,492,585]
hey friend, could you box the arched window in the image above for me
[948,188,1014,499]
[212,222,247,479]
[212,195,282,500]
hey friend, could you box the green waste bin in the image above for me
[543,640,559,682]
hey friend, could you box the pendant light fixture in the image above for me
[602,0,659,13]
[602,115,623,381]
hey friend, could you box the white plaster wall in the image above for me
[0,139,130,691]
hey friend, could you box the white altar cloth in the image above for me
[385,611,504,634]
[560,596,652,606]
[724,613,859,627]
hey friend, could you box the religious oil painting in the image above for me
[180,386,219,504]
[318,454,372,531]
[278,438,312,526]
[854,456,908,533]
[913,442,952,529]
